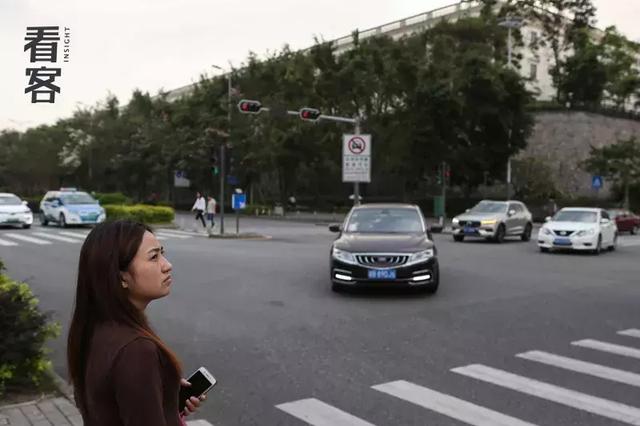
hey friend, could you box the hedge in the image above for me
[0,259,60,396]
[104,204,175,224]
[93,192,132,205]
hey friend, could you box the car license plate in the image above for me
[553,237,572,246]
[464,226,478,234]
[368,269,396,280]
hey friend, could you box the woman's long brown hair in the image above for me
[67,220,182,413]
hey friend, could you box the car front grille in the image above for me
[553,230,575,237]
[356,255,409,267]
[459,221,481,227]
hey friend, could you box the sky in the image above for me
[1,0,639,132]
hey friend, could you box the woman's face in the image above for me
[122,231,173,310]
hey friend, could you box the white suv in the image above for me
[39,188,106,227]
[0,193,33,229]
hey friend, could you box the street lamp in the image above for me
[498,16,524,200]
[211,63,233,234]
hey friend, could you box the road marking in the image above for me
[32,232,82,243]
[0,237,18,246]
[619,239,640,248]
[618,329,640,339]
[452,364,640,425]
[572,339,640,360]
[156,231,191,239]
[517,350,640,388]
[155,229,199,236]
[276,398,375,426]
[186,421,214,426]
[372,380,536,426]
[56,231,89,239]
[3,233,52,245]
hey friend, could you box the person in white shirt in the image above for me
[191,192,206,228]
[206,196,217,229]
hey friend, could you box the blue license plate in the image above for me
[464,227,478,234]
[368,269,396,280]
[553,237,572,246]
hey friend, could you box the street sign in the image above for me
[232,193,246,210]
[592,175,603,190]
[342,134,371,183]
[173,170,190,188]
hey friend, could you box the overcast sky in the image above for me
[1,0,638,132]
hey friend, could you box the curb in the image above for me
[208,233,272,241]
[47,368,74,402]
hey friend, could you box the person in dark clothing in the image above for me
[67,220,207,426]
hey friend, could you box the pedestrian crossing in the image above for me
[0,228,201,248]
[276,327,640,425]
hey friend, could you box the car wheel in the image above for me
[494,224,506,243]
[592,235,602,255]
[521,223,533,242]
[609,233,617,251]
[59,213,67,228]
[539,247,549,253]
[39,213,48,226]
[453,235,464,242]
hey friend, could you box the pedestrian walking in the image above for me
[191,192,206,228]
[206,195,217,230]
[67,220,207,426]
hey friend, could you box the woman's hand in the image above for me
[180,378,207,417]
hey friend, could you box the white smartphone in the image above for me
[179,367,217,413]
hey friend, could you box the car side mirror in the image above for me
[544,216,551,222]
[465,209,470,213]
[22,200,28,206]
[600,218,610,225]
[508,209,516,217]
[329,224,341,233]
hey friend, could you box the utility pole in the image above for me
[212,64,233,234]
[353,119,361,206]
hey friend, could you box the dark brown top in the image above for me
[78,322,181,426]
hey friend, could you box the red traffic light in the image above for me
[299,107,321,122]
[237,99,263,114]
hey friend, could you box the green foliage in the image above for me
[512,157,562,199]
[94,192,132,205]
[104,204,175,224]
[0,263,60,396]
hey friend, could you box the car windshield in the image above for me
[60,192,97,205]
[470,201,507,214]
[553,210,598,223]
[345,208,423,233]
[0,195,22,206]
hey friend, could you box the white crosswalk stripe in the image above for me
[156,231,192,239]
[186,420,214,426]
[156,229,199,236]
[0,237,18,246]
[452,364,640,425]
[32,232,83,243]
[372,380,536,426]
[56,230,89,239]
[517,350,640,388]
[618,329,640,339]
[2,233,52,245]
[572,339,640,359]
[276,398,375,426]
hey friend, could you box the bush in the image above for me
[104,204,175,224]
[0,259,60,396]
[94,192,132,205]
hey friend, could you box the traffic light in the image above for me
[444,163,451,184]
[299,107,321,122]
[237,99,263,114]
[210,152,219,175]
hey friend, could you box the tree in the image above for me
[584,137,640,209]
[600,26,640,109]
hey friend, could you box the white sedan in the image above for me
[0,193,33,229]
[537,207,617,255]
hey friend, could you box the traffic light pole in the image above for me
[220,72,232,234]
[353,120,361,206]
[441,161,447,224]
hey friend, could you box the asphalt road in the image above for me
[2,219,640,426]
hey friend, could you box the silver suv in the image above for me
[451,200,533,243]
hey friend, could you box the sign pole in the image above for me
[354,120,361,206]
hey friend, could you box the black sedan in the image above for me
[329,203,439,293]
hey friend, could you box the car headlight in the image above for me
[481,219,498,225]
[452,218,459,225]
[408,249,435,264]
[541,227,552,235]
[576,229,596,237]
[332,247,357,265]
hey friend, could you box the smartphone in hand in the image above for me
[179,367,217,414]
